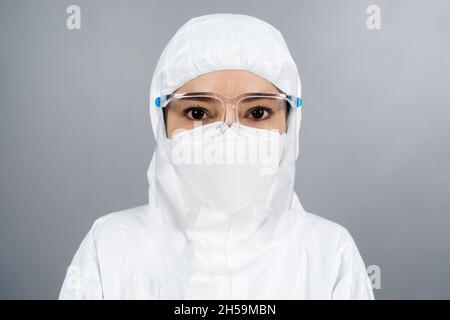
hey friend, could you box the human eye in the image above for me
[245,105,274,121]
[183,105,209,121]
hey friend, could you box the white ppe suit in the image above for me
[59,13,374,300]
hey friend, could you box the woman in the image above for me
[59,13,374,299]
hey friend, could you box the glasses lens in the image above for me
[237,96,289,130]
[165,95,225,130]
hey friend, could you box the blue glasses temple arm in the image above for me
[286,95,302,108]
[154,95,171,108]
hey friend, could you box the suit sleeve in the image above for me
[331,228,375,300]
[59,222,103,300]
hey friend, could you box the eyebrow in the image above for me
[178,96,219,103]
[241,96,277,102]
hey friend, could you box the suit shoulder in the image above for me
[89,204,152,241]
[296,210,353,249]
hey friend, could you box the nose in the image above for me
[224,104,235,127]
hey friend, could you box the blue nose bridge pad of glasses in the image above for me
[296,97,302,108]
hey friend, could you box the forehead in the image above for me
[173,69,281,96]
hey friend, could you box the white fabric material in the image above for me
[59,13,374,300]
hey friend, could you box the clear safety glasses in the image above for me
[154,91,302,132]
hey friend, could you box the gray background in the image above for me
[1,0,449,299]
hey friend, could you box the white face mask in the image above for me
[163,122,287,214]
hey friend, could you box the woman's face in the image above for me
[164,70,288,138]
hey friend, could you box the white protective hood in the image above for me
[59,13,375,300]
